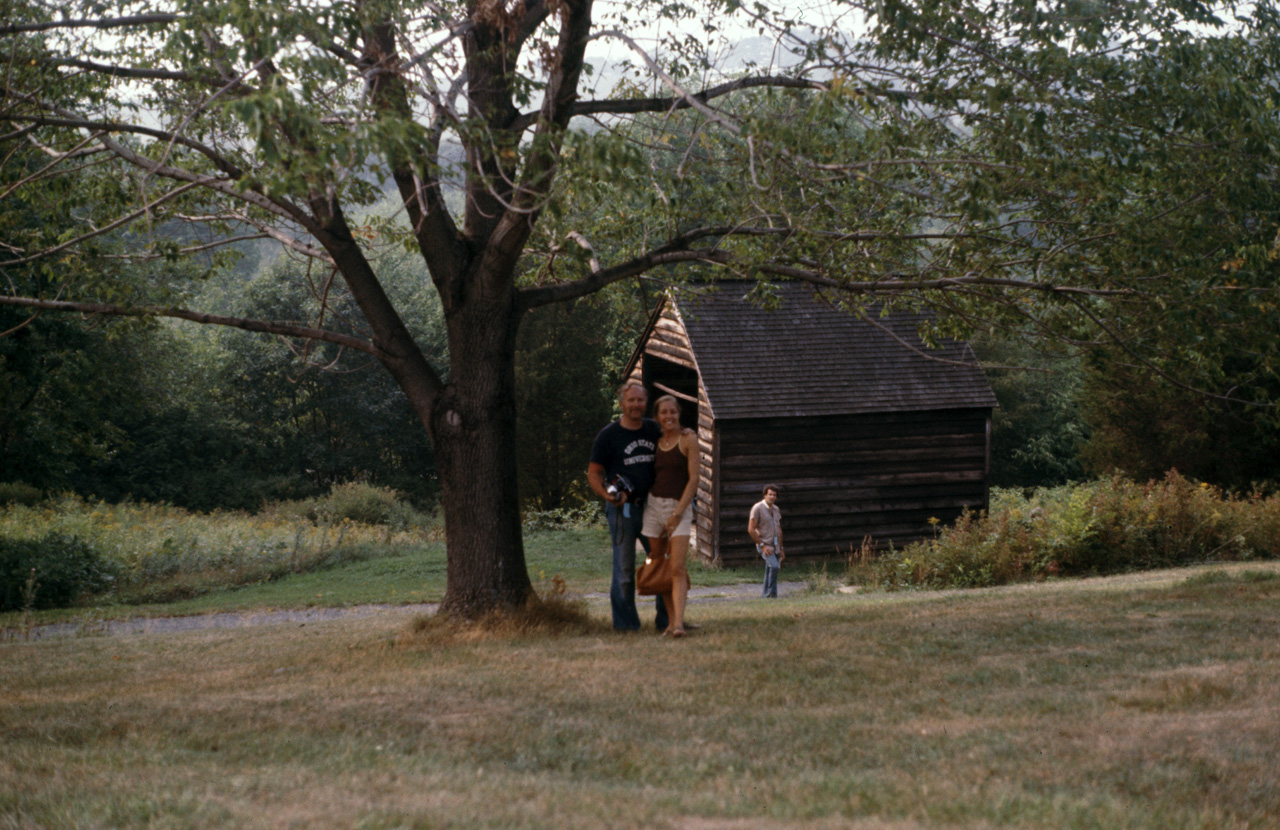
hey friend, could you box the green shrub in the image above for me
[0,533,116,611]
[319,482,422,526]
[861,472,1280,591]
[264,483,433,530]
[0,482,43,507]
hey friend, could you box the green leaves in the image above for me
[6,0,1280,451]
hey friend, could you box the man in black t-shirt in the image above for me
[588,382,669,632]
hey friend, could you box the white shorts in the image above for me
[641,495,693,537]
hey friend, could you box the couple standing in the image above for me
[587,382,698,637]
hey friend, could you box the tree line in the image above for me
[1,234,646,512]
[7,262,1278,513]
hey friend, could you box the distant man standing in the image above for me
[749,484,785,598]
[588,382,668,632]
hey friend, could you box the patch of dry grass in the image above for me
[2,564,1279,829]
[403,590,607,644]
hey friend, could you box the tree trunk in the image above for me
[428,282,533,617]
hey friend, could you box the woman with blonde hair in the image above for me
[641,394,699,637]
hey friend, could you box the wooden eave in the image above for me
[625,293,718,422]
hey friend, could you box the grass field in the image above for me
[0,526,773,627]
[3,559,1278,829]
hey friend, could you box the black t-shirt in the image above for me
[589,418,660,500]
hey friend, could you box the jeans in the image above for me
[759,538,779,598]
[606,501,669,631]
[762,564,779,598]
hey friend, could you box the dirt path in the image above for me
[16,580,809,640]
[17,559,1280,641]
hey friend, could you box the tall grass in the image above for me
[858,472,1280,590]
[11,472,1276,614]
[0,487,439,606]
[0,494,750,623]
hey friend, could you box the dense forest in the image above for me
[1,226,649,512]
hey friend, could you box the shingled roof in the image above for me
[664,282,997,420]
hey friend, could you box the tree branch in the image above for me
[0,295,380,356]
[100,233,272,261]
[520,248,732,310]
[0,107,245,179]
[0,180,205,267]
[482,0,596,282]
[517,75,830,129]
[0,14,181,35]
[363,18,463,283]
[53,59,194,82]
[1058,292,1274,409]
[520,221,1146,311]
[89,129,317,233]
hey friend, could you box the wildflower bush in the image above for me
[859,472,1280,590]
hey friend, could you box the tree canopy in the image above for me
[3,0,1280,614]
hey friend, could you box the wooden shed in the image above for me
[624,282,999,565]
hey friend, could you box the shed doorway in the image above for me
[642,354,700,431]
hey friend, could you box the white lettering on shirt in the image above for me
[623,438,655,455]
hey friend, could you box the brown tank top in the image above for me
[650,441,689,499]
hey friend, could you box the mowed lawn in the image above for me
[2,562,1278,829]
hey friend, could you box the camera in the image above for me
[605,474,634,501]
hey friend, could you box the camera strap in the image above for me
[609,498,643,548]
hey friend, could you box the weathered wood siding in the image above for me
[633,307,717,557]
[713,409,991,565]
[621,287,997,566]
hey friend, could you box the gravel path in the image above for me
[25,559,1275,641]
[15,580,809,640]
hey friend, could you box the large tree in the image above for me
[3,0,1279,615]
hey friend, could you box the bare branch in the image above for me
[93,130,317,233]
[0,309,40,338]
[0,106,245,179]
[0,295,379,356]
[236,216,333,262]
[0,14,181,35]
[565,31,747,136]
[565,231,601,273]
[521,247,733,310]
[53,59,193,82]
[100,233,271,261]
[834,298,995,371]
[526,74,830,127]
[0,124,39,143]
[169,212,326,262]
[766,263,1142,299]
[521,219,1145,311]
